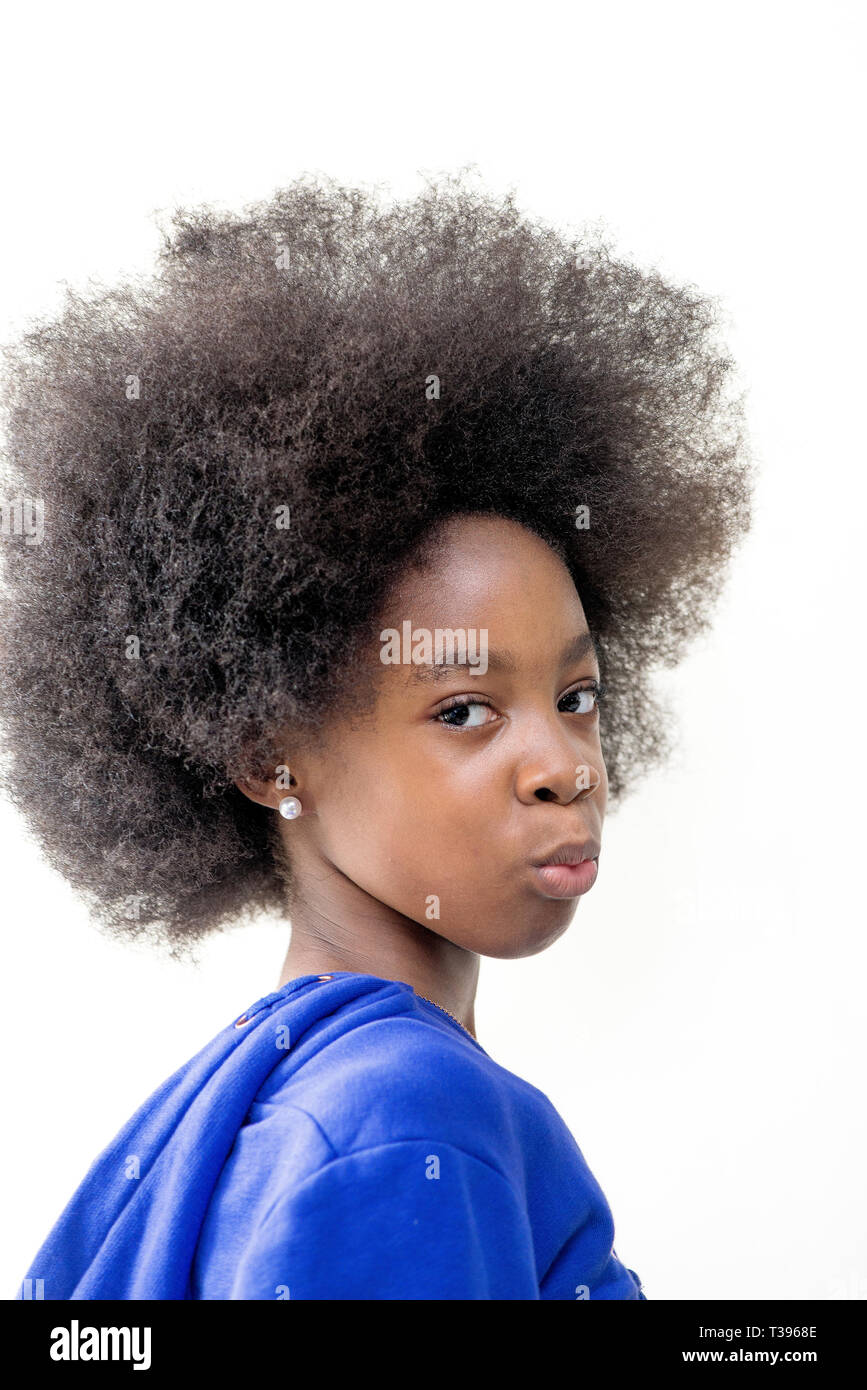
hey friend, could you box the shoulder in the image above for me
[270,1003,554,1179]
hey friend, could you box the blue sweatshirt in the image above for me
[18,972,646,1300]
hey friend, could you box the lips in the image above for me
[532,841,600,869]
[534,859,598,898]
[531,840,600,899]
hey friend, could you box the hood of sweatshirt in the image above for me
[18,973,408,1300]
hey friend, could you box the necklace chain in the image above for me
[417,993,473,1037]
[306,976,474,1040]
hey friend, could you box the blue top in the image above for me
[18,972,646,1300]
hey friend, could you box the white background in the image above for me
[1,0,864,1301]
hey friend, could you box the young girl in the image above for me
[1,172,751,1300]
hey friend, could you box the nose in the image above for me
[514,726,604,806]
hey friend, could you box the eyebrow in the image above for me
[409,630,598,683]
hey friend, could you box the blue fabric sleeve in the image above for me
[226,1139,541,1300]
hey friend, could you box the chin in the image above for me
[478,902,579,960]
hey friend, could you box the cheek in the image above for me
[314,741,493,905]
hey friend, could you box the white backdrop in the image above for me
[1,0,864,1301]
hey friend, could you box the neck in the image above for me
[276,857,480,1038]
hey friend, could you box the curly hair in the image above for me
[0,169,752,955]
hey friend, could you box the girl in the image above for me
[0,172,751,1299]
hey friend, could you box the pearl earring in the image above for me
[278,795,302,819]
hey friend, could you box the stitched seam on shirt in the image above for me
[280,1102,340,1162]
[272,1106,518,1196]
[285,1134,521,1199]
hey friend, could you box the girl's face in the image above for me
[274,514,608,960]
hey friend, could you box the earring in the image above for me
[278,795,302,819]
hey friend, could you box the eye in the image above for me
[434,696,498,730]
[433,681,605,730]
[558,680,605,715]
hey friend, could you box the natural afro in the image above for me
[0,169,752,954]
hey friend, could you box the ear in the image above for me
[234,766,297,811]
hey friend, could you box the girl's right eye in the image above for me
[435,697,498,730]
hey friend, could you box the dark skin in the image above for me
[236,515,607,1039]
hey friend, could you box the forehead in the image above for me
[383,515,583,625]
[374,515,595,681]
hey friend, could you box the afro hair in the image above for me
[0,169,752,955]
